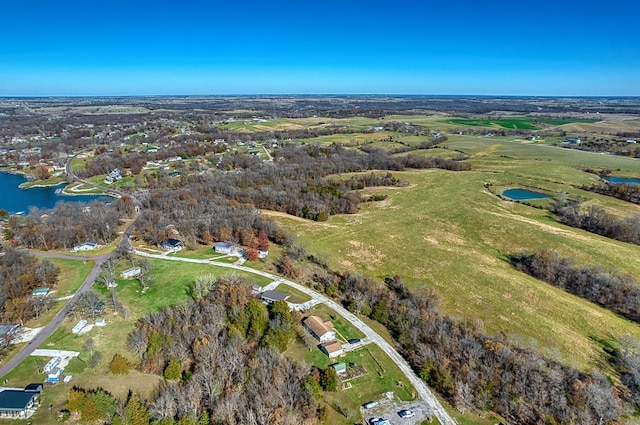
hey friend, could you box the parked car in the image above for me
[348,338,361,344]
[398,409,415,418]
[363,401,378,409]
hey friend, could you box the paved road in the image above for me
[0,257,105,380]
[134,250,457,425]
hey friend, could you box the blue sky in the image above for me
[1,0,638,96]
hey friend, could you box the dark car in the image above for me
[348,338,361,344]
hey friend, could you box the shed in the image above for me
[331,362,347,374]
[46,367,64,383]
[24,383,43,393]
[31,287,50,297]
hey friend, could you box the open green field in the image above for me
[446,117,598,130]
[103,257,272,318]
[274,137,640,371]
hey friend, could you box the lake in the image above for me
[602,176,640,185]
[502,188,551,201]
[0,172,112,214]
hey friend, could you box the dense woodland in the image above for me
[0,248,59,324]
[8,198,134,250]
[67,276,320,425]
[511,249,640,324]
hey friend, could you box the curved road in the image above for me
[134,250,457,425]
[0,256,106,379]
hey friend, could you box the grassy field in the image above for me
[446,117,597,130]
[19,176,65,188]
[102,257,272,318]
[274,137,640,371]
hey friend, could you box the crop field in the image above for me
[274,137,640,371]
[445,116,597,130]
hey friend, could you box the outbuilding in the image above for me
[320,341,344,358]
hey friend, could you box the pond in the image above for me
[601,176,640,185]
[502,188,551,201]
[0,172,112,214]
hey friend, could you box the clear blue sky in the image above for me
[1,0,638,96]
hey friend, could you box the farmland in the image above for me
[273,136,640,371]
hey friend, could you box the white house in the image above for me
[303,316,336,343]
[72,241,97,252]
[72,320,88,335]
[214,242,233,254]
[159,238,183,251]
[120,267,141,279]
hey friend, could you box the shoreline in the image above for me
[1,170,114,199]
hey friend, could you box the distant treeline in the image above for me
[511,249,640,324]
[553,199,640,245]
[581,182,640,205]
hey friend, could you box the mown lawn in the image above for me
[285,339,415,425]
[102,257,272,319]
[274,138,640,371]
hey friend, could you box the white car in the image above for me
[398,409,415,419]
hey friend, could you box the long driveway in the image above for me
[134,250,457,425]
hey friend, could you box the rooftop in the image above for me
[303,315,334,337]
[0,390,37,411]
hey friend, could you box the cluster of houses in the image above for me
[303,315,344,358]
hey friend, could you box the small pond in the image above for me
[601,176,640,185]
[502,188,551,201]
